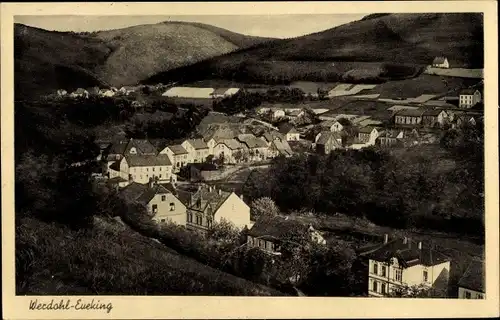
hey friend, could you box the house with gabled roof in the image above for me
[432,56,449,69]
[459,89,482,109]
[260,131,294,158]
[358,126,380,144]
[422,109,448,128]
[159,144,189,172]
[394,109,425,126]
[458,259,485,299]
[279,123,300,141]
[376,129,405,147]
[359,235,451,297]
[119,181,186,225]
[315,131,343,154]
[247,216,326,255]
[213,138,246,164]
[109,154,173,185]
[182,184,251,232]
[235,134,269,161]
[181,139,210,164]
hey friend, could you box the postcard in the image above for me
[1,1,499,319]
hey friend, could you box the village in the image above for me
[57,55,485,299]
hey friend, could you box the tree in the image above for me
[386,284,433,298]
[250,197,280,221]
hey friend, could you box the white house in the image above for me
[357,126,380,145]
[432,56,449,69]
[458,260,485,299]
[109,154,173,184]
[160,145,189,172]
[120,181,187,226]
[360,236,451,297]
[459,89,482,109]
[279,123,301,141]
[181,139,210,163]
[184,184,251,232]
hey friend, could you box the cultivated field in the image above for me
[424,66,483,78]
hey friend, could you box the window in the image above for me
[161,219,166,222]
[423,270,428,282]
[372,281,378,293]
[161,195,166,201]
[152,167,155,172]
[146,168,149,172]
[373,263,378,275]
[395,269,402,282]
[464,291,471,299]
[206,217,212,228]
[159,174,162,178]
[381,266,387,277]
[476,293,484,299]
[381,283,387,294]
[170,202,175,211]
[187,213,193,223]
[152,204,158,213]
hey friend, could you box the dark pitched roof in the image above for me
[279,123,298,134]
[396,109,425,117]
[358,126,377,134]
[460,88,479,95]
[432,57,447,64]
[125,139,157,155]
[248,216,313,242]
[120,182,171,205]
[271,139,294,156]
[458,259,485,293]
[108,139,130,155]
[188,184,234,214]
[167,144,189,155]
[361,239,451,268]
[423,109,446,117]
[211,88,229,96]
[316,131,342,146]
[236,134,269,149]
[125,154,172,167]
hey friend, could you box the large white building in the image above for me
[458,259,485,299]
[360,236,451,297]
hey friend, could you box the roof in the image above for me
[188,184,234,214]
[248,216,313,242]
[202,125,240,142]
[236,134,269,149]
[125,154,172,167]
[432,56,447,64]
[212,88,229,96]
[358,126,377,134]
[379,129,404,138]
[316,131,342,146]
[423,109,446,117]
[120,182,171,205]
[396,109,425,117]
[361,239,451,268]
[279,123,299,134]
[162,87,214,98]
[460,88,479,95]
[186,139,209,150]
[457,260,485,293]
[167,144,189,155]
[125,139,157,155]
[218,138,244,150]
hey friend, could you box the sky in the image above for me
[14,14,365,38]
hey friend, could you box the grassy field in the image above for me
[424,67,483,78]
[16,217,282,295]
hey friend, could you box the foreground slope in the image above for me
[144,13,483,84]
[14,22,272,98]
[16,217,284,295]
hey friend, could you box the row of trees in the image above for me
[243,126,484,235]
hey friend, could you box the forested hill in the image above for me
[143,13,483,85]
[14,22,273,98]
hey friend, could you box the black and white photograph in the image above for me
[2,1,499,319]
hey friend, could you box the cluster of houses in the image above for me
[56,85,151,99]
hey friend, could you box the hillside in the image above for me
[144,13,483,85]
[16,217,284,295]
[14,22,272,98]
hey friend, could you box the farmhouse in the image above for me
[279,123,301,141]
[315,131,343,155]
[432,56,449,69]
[357,126,379,144]
[160,145,189,172]
[394,109,425,126]
[452,114,478,129]
[360,235,451,297]
[119,181,186,225]
[181,139,210,164]
[457,259,485,299]
[422,109,448,128]
[320,120,344,132]
[247,216,326,255]
[376,129,405,147]
[213,139,246,164]
[110,154,173,184]
[235,134,269,161]
[185,184,251,232]
[260,131,294,158]
[458,89,482,109]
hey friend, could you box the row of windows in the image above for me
[371,280,388,294]
[396,116,421,124]
[131,173,169,180]
[372,262,402,282]
[130,166,170,172]
[249,237,277,251]
[463,291,484,299]
[152,202,175,212]
[187,213,212,227]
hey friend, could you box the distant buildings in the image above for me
[394,109,425,126]
[459,89,482,109]
[432,56,449,69]
[279,123,301,141]
[315,131,342,155]
[360,235,451,297]
[457,259,485,299]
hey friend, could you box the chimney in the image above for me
[403,236,407,244]
[239,194,244,202]
[218,188,222,196]
[418,242,422,250]
[384,234,389,244]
